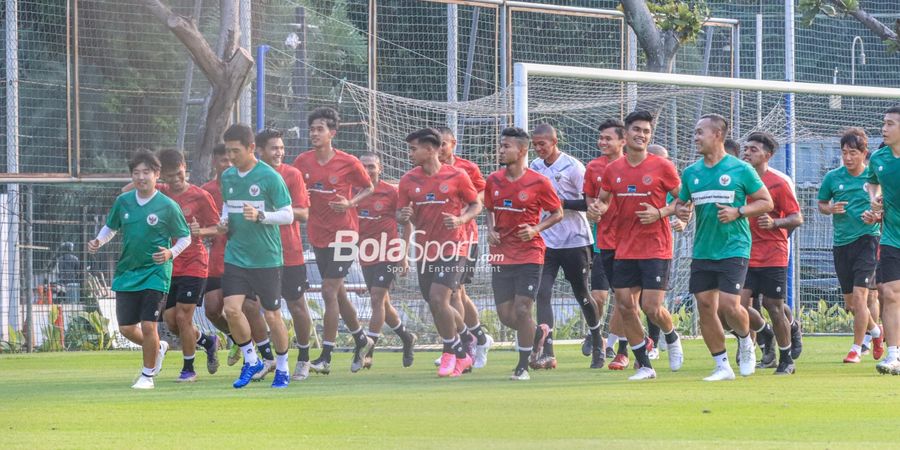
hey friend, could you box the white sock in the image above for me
[740,335,753,349]
[888,346,900,360]
[714,352,730,369]
[607,334,618,349]
[851,344,862,354]
[276,352,289,372]
[241,342,259,365]
[869,326,882,339]
[863,334,873,346]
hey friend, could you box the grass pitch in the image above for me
[1,336,898,449]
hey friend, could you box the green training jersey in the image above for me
[106,190,190,293]
[867,146,900,249]
[221,161,292,268]
[818,165,880,247]
[678,154,765,261]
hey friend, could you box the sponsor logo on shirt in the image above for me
[147,214,159,226]
[691,190,736,205]
[249,184,260,197]
[627,185,637,193]
[503,199,513,207]
[719,175,731,186]
[360,209,370,217]
[425,193,436,201]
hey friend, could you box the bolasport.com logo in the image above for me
[329,230,503,266]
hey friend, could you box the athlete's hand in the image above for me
[152,246,173,264]
[87,239,100,254]
[830,201,848,215]
[636,202,661,225]
[442,212,463,229]
[216,218,228,235]
[675,201,693,222]
[871,196,884,213]
[398,202,414,223]
[329,194,352,213]
[516,223,538,241]
[716,203,740,224]
[488,229,501,245]
[189,217,202,236]
[862,209,882,224]
[671,216,686,232]
[586,202,604,222]
[757,214,777,229]
[242,203,259,222]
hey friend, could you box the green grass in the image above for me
[1,337,899,449]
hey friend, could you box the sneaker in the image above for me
[154,340,169,376]
[204,336,220,374]
[703,365,736,381]
[760,341,776,368]
[534,354,557,370]
[233,360,264,388]
[628,366,657,381]
[474,334,494,369]
[437,352,457,377]
[227,344,241,366]
[605,347,616,359]
[402,333,417,368]
[875,356,900,375]
[790,321,803,360]
[843,350,861,364]
[667,338,684,372]
[310,358,331,375]
[351,337,375,373]
[433,356,442,367]
[465,335,477,362]
[872,327,885,360]
[581,334,592,357]
[608,354,629,371]
[774,360,795,375]
[131,375,155,390]
[533,324,550,363]
[738,338,757,377]
[251,359,276,381]
[647,348,660,360]
[861,344,871,356]
[292,361,310,381]
[646,337,655,354]
[451,354,473,377]
[176,370,197,383]
[362,356,373,370]
[590,347,605,369]
[271,369,290,388]
[509,366,530,381]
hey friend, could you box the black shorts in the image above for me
[612,259,670,290]
[877,244,900,285]
[416,257,465,300]
[313,246,354,280]
[460,243,478,285]
[222,263,282,311]
[362,262,396,290]
[116,290,165,326]
[689,258,749,295]
[281,264,309,301]
[165,276,207,309]
[491,264,543,304]
[205,277,222,292]
[743,267,787,300]
[591,249,615,292]
[834,235,878,293]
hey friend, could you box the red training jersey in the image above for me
[292,149,372,248]
[599,154,680,260]
[160,184,220,278]
[398,164,478,261]
[274,163,310,267]
[201,178,227,278]
[450,156,486,244]
[583,155,618,250]
[750,169,800,268]
[356,180,401,266]
[484,168,561,265]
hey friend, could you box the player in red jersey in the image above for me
[485,127,563,381]
[356,152,418,369]
[397,128,481,378]
[594,111,684,380]
[436,127,494,368]
[291,107,375,374]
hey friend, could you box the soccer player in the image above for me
[292,107,375,374]
[740,132,803,375]
[593,111,684,380]
[397,128,481,377]
[529,124,601,370]
[437,127,494,368]
[88,150,191,389]
[585,119,629,369]
[724,138,741,158]
[676,114,773,381]
[820,128,882,363]
[155,149,222,382]
[219,124,295,389]
[485,127,563,381]
[865,105,900,374]
[356,151,417,368]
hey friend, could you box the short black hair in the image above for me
[405,128,442,148]
[157,148,185,172]
[255,128,284,149]
[885,105,900,116]
[223,123,254,148]
[840,127,868,152]
[746,132,778,154]
[359,151,381,163]
[624,110,654,127]
[724,138,740,156]
[128,149,161,173]
[597,118,625,138]
[501,127,530,149]
[700,113,729,137]
[308,107,340,130]
[212,143,227,156]
[435,126,454,137]
[531,123,557,138]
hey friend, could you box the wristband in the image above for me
[737,206,745,218]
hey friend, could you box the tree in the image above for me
[799,0,900,54]
[619,0,710,73]
[141,0,254,182]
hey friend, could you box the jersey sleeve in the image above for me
[539,176,562,211]
[106,197,123,230]
[678,169,692,202]
[483,177,495,211]
[289,171,311,209]
[868,163,881,185]
[167,201,191,238]
[469,164,487,193]
[743,165,765,195]
[583,164,597,197]
[397,178,410,209]
[458,173,478,204]
[599,165,613,193]
[661,160,681,193]
[268,173,292,210]
[776,182,801,216]
[817,172,833,202]
[348,158,373,189]
[198,189,221,227]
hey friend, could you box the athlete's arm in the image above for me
[718,186,773,223]
[485,211,500,245]
[87,226,117,253]
[399,221,413,276]
[252,204,294,226]
[867,182,883,213]
[590,188,612,218]
[818,200,847,215]
[516,206,563,241]
[349,183,376,209]
[771,211,803,233]
[293,206,309,223]
[562,194,588,212]
[446,201,483,229]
